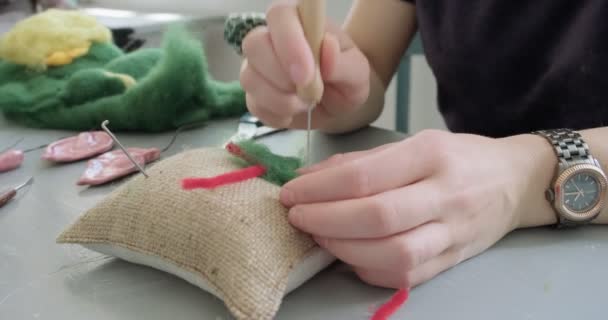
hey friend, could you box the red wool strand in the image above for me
[371,289,409,320]
[181,165,266,189]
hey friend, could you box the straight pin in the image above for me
[101,120,149,178]
[1,137,24,154]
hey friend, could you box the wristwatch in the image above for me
[534,128,608,227]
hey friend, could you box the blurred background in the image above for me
[0,0,447,134]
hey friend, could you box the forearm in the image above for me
[509,127,608,228]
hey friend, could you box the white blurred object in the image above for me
[35,0,78,10]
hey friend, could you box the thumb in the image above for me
[319,33,341,82]
[320,33,369,88]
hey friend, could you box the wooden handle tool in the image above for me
[297,0,326,165]
[296,0,326,105]
[0,176,33,208]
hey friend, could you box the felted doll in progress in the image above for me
[0,9,247,132]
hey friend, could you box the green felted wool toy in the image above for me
[0,9,246,132]
[226,140,303,186]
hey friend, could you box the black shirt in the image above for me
[402,0,608,137]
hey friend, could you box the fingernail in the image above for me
[280,187,295,207]
[314,236,328,248]
[288,207,303,227]
[289,64,308,86]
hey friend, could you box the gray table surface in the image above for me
[1,115,607,320]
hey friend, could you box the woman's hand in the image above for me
[280,129,557,288]
[239,0,371,129]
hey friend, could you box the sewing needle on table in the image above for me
[101,120,149,178]
[297,0,326,165]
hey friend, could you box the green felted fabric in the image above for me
[0,25,247,132]
[233,140,303,186]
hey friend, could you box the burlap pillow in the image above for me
[57,147,335,320]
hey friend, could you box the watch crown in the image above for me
[545,189,555,201]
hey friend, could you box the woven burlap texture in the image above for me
[57,147,318,320]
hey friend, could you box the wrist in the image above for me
[501,133,558,229]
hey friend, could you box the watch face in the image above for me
[563,172,601,212]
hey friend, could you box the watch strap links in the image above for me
[534,128,595,167]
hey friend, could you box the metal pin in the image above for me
[1,137,24,154]
[101,120,149,178]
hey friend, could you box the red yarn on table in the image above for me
[181,165,266,189]
[371,289,409,320]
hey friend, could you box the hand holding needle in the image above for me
[0,177,34,208]
[296,0,326,165]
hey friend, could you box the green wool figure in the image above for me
[0,9,246,132]
[227,140,303,186]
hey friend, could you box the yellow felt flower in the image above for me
[0,9,112,69]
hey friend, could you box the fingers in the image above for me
[406,249,463,288]
[242,26,294,93]
[240,2,371,129]
[314,222,452,273]
[266,0,315,86]
[353,248,462,289]
[355,267,410,289]
[245,93,290,128]
[298,142,398,174]
[288,31,370,127]
[280,138,436,206]
[288,180,440,239]
[319,33,370,112]
[241,60,308,127]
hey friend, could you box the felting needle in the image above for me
[101,120,149,178]
[296,0,326,165]
[0,176,34,208]
[0,138,24,154]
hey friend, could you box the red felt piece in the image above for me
[371,289,409,320]
[182,165,266,190]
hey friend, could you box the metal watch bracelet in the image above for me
[534,128,599,227]
[534,128,594,166]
